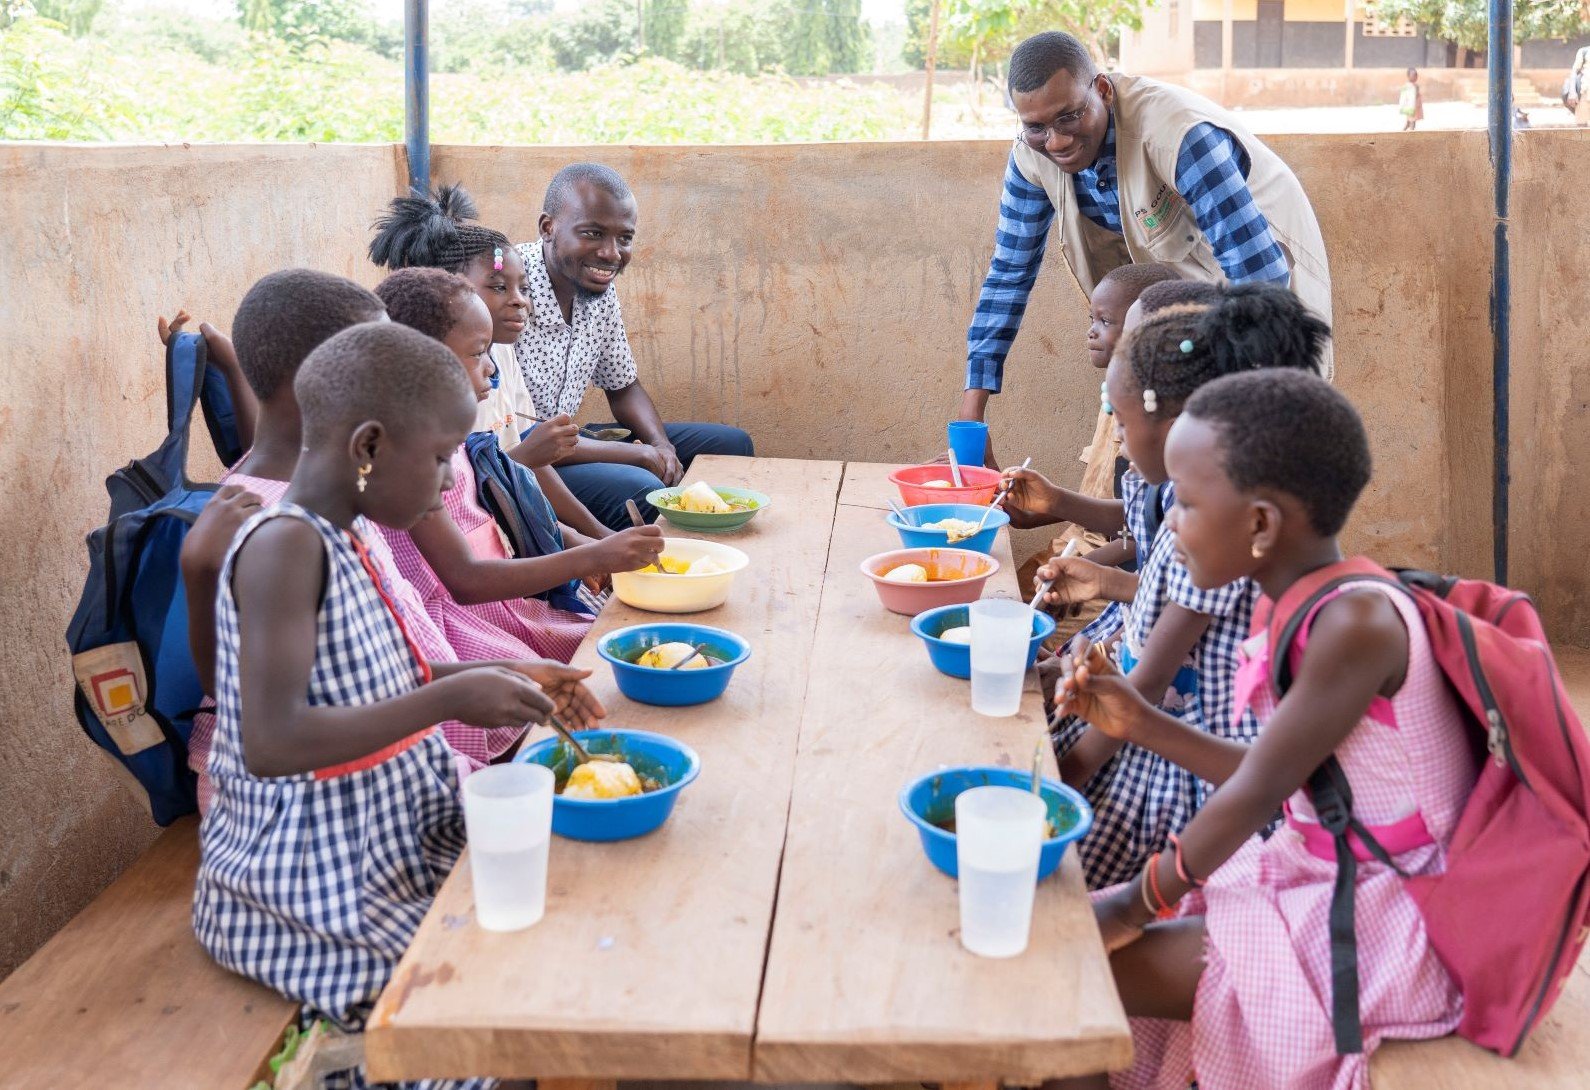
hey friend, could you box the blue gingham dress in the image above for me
[1054,481,1261,889]
[193,504,490,1090]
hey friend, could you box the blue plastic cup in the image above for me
[947,421,989,466]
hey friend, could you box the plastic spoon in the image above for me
[1029,538,1083,609]
[974,456,1031,533]
[624,499,646,528]
[947,447,965,488]
[886,498,915,526]
[547,714,620,764]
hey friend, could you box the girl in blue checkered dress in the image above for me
[1037,285,1330,888]
[195,323,601,1089]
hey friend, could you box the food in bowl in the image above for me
[563,761,646,799]
[939,625,973,644]
[920,517,981,544]
[632,641,719,669]
[884,563,930,583]
[656,481,759,515]
[640,553,727,576]
[922,480,953,489]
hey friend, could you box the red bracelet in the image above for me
[1143,852,1178,920]
[1167,832,1205,889]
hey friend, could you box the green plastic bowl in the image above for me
[647,486,770,534]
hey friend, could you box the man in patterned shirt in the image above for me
[958,32,1333,458]
[512,163,754,530]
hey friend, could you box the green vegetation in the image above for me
[1372,0,1590,54]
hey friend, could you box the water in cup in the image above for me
[970,598,1032,717]
[956,785,1046,958]
[463,763,555,932]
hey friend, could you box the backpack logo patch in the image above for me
[73,642,163,755]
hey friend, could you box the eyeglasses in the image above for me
[1019,84,1100,147]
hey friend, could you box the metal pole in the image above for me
[405,0,430,196]
[1488,0,1512,584]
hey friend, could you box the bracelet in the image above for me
[1140,860,1160,917]
[1167,832,1205,889]
[1144,852,1178,921]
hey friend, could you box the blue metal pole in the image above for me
[1487,0,1512,585]
[405,0,430,196]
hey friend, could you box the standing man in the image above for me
[959,32,1333,453]
[513,163,754,530]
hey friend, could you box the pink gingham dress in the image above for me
[189,472,518,813]
[1110,579,1474,1090]
[379,447,591,666]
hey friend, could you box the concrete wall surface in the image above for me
[0,131,1583,979]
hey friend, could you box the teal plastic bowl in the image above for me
[887,502,1009,555]
[909,603,1056,680]
[516,729,700,842]
[596,623,751,706]
[647,486,770,534]
[898,766,1093,880]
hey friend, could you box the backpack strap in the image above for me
[1268,557,1410,1058]
[165,331,207,454]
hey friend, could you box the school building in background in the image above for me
[1123,0,1589,73]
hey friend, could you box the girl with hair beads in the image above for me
[1040,284,1330,890]
[1053,369,1473,1090]
[375,267,663,663]
[196,322,604,1090]
[369,184,612,542]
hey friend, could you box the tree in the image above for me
[235,0,374,50]
[904,0,1151,72]
[678,0,786,74]
[30,0,100,36]
[782,0,870,75]
[1371,0,1590,53]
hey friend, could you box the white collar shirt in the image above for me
[511,239,639,420]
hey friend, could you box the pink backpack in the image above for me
[1259,557,1590,1057]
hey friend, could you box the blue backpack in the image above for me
[464,431,595,619]
[65,332,243,825]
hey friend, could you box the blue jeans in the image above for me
[556,422,754,530]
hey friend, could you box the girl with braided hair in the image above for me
[1038,282,1330,889]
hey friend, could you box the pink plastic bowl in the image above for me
[889,464,1002,507]
[860,547,1001,616]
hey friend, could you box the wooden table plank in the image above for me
[366,456,844,1084]
[752,462,1132,1084]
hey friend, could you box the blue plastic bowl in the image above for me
[908,603,1056,680]
[516,729,701,842]
[596,623,751,707]
[898,766,1093,880]
[886,503,1010,555]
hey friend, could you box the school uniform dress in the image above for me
[381,447,590,665]
[1055,473,1260,889]
[187,472,518,815]
[510,240,754,530]
[193,503,491,1090]
[1112,579,1470,1090]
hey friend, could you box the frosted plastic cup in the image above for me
[463,763,554,932]
[956,785,1047,958]
[970,598,1033,717]
[947,420,989,467]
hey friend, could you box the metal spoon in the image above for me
[1030,738,1045,796]
[886,498,914,525]
[974,455,1031,534]
[946,447,964,488]
[668,644,707,670]
[624,499,646,528]
[547,714,620,764]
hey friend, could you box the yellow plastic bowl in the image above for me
[609,538,751,614]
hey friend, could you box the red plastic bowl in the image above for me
[889,464,1002,507]
[860,547,1001,616]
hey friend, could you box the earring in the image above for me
[1251,543,1264,559]
[356,463,372,493]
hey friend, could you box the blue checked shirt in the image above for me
[966,117,1291,393]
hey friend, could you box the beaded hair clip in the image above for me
[1100,379,1113,416]
[492,246,504,271]
[1143,337,1194,414]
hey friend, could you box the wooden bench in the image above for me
[0,816,298,1090]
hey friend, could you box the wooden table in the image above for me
[366,456,1130,1086]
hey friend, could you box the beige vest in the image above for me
[1012,74,1335,378]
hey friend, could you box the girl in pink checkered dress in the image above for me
[1054,370,1474,1090]
[373,268,664,665]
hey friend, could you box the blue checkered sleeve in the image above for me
[965,153,1056,393]
[1175,123,1290,286]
